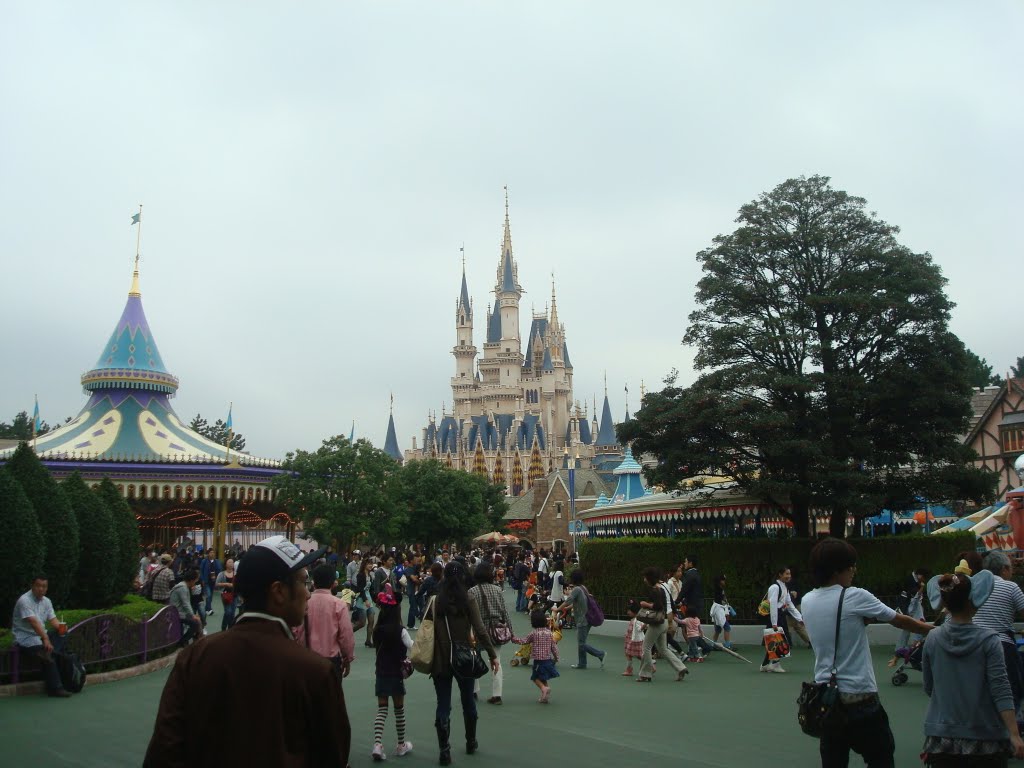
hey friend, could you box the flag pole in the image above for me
[225,401,233,463]
[135,203,143,261]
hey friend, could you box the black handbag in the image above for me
[797,587,847,738]
[446,616,489,680]
[635,607,665,625]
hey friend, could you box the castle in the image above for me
[387,194,624,495]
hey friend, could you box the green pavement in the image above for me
[0,592,932,767]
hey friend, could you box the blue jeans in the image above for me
[18,632,66,693]
[433,674,477,723]
[407,591,418,627]
[576,624,604,667]
[203,583,213,612]
[220,599,237,631]
[516,583,527,612]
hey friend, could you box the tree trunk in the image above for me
[829,505,848,539]
[790,497,811,538]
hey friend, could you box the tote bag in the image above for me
[410,596,436,674]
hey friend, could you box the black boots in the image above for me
[435,719,451,766]
[465,714,478,754]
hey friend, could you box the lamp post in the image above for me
[566,446,578,553]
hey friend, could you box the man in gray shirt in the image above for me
[12,574,70,697]
[169,568,202,646]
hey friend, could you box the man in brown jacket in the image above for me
[144,536,350,767]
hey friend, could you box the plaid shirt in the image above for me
[511,628,558,662]
[468,583,510,629]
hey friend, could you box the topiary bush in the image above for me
[96,478,140,604]
[5,443,79,608]
[579,533,977,620]
[0,468,45,628]
[63,472,116,609]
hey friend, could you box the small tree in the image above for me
[0,468,45,628]
[396,460,497,553]
[96,478,140,603]
[64,473,116,608]
[190,413,246,451]
[5,443,79,607]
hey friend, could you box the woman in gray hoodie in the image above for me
[922,570,1024,765]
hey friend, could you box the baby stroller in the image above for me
[891,641,923,686]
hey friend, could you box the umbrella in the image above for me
[701,634,753,663]
[472,531,504,545]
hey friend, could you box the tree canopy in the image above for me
[620,175,996,537]
[964,349,1002,389]
[0,410,69,439]
[64,472,116,608]
[96,478,140,603]
[189,414,245,451]
[396,459,508,553]
[272,435,509,552]
[272,436,403,551]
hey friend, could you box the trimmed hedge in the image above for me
[0,594,166,650]
[579,533,977,619]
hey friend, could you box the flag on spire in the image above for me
[32,395,40,438]
[226,403,233,433]
[131,211,141,225]
[349,421,355,444]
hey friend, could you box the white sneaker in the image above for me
[372,743,386,762]
[768,664,786,673]
[394,741,413,757]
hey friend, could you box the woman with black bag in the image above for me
[429,561,499,766]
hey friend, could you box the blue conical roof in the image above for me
[595,393,617,446]
[384,412,402,462]
[81,264,178,395]
[542,347,553,372]
[458,268,472,319]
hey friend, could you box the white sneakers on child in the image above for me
[372,743,386,761]
[759,663,786,673]
[394,741,413,757]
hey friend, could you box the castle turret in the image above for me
[452,260,477,385]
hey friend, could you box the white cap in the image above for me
[253,535,324,572]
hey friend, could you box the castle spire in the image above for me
[458,244,471,318]
[496,185,521,295]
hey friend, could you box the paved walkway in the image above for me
[0,589,933,767]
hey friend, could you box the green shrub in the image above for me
[96,479,140,604]
[579,533,977,618]
[64,473,116,609]
[0,469,45,629]
[6,443,79,607]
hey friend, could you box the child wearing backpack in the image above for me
[371,586,413,761]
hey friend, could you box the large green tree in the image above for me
[5,443,79,606]
[272,436,402,550]
[0,468,45,628]
[96,478,140,603]
[63,473,116,608]
[189,414,246,451]
[396,460,504,553]
[964,349,1002,389]
[621,175,995,537]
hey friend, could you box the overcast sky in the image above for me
[1,2,1021,459]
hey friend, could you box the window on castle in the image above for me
[556,502,562,519]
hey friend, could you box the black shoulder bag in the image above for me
[797,587,847,738]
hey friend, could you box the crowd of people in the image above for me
[13,532,1024,767]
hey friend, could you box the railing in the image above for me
[1,606,181,685]
[595,594,904,623]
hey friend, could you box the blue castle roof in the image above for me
[458,268,472,319]
[542,347,553,372]
[383,412,402,462]
[563,341,572,369]
[486,304,501,343]
[595,393,617,447]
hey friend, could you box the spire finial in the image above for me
[460,242,465,270]
[504,185,509,221]
[129,204,143,297]
[390,392,394,414]
[604,371,608,395]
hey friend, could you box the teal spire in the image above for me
[81,259,178,395]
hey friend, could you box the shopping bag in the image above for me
[762,626,790,662]
[410,596,436,674]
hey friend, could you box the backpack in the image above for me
[583,588,604,627]
[141,566,164,600]
[55,650,87,693]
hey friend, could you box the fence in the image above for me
[594,593,904,623]
[1,605,181,685]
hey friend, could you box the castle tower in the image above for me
[452,256,477,400]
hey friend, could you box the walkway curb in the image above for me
[0,650,179,698]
